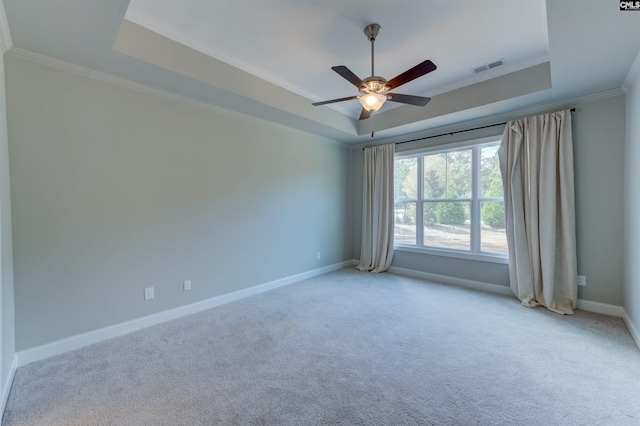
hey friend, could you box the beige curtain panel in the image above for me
[498,110,578,314]
[358,143,394,273]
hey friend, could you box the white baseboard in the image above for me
[16,260,352,367]
[1,355,17,416]
[388,266,626,318]
[576,299,624,317]
[622,308,640,351]
[388,266,514,296]
[15,261,636,367]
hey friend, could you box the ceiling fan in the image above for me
[312,23,437,136]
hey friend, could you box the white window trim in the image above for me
[394,135,509,263]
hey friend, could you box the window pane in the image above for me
[423,153,446,199]
[424,150,471,199]
[481,145,503,198]
[423,201,470,250]
[481,201,508,254]
[394,201,416,245]
[395,158,417,201]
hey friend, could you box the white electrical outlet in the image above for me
[183,280,191,291]
[317,252,321,260]
[144,287,154,300]
[577,275,586,287]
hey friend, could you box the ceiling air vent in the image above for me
[472,58,505,74]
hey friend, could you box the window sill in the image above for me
[393,244,509,264]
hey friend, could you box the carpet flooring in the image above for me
[3,268,640,425]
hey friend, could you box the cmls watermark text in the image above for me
[620,1,640,10]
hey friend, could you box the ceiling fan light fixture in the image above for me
[359,93,387,112]
[311,23,437,129]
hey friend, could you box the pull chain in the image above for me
[371,113,375,137]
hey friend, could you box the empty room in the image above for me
[0,0,639,424]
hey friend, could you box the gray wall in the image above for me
[6,55,351,351]
[351,94,626,306]
[624,73,640,333]
[572,95,625,305]
[0,48,15,395]
[3,49,632,355]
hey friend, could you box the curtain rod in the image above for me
[363,108,576,150]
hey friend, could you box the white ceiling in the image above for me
[3,0,640,144]
[125,0,549,117]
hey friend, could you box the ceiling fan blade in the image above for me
[386,93,431,106]
[386,60,437,91]
[312,95,358,106]
[332,66,364,88]
[359,108,371,120]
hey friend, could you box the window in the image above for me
[394,137,508,262]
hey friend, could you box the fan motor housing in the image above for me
[360,76,388,94]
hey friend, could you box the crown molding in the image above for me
[123,7,359,123]
[7,47,209,107]
[5,47,349,146]
[359,87,625,149]
[125,6,549,120]
[0,1,13,53]
[622,49,640,93]
[4,47,262,123]
[124,7,320,105]
[124,6,552,120]
[424,54,550,98]
[7,45,624,150]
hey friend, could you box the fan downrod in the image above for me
[364,23,382,79]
